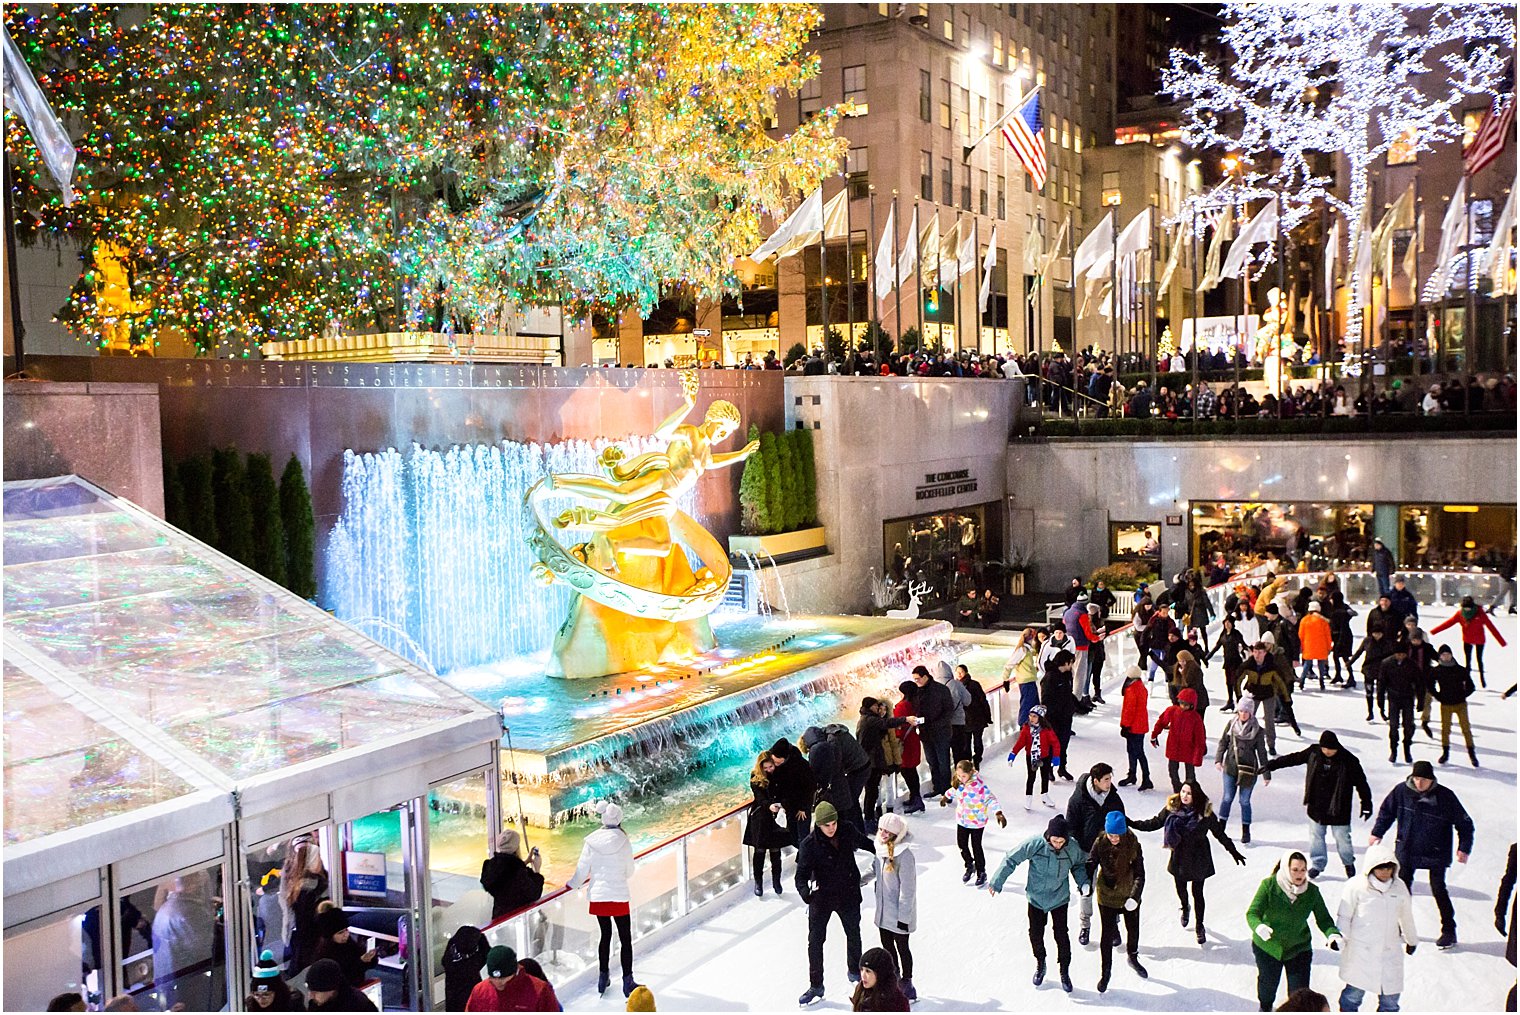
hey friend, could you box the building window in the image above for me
[997,175,1007,218]
[920,150,933,199]
[799,75,822,120]
[919,69,932,122]
[959,11,971,46]
[1102,171,1120,207]
[979,169,990,215]
[877,2,890,15]
[959,86,970,136]
[1462,107,1486,150]
[843,64,868,115]
[962,164,972,210]
[993,30,1004,65]
[941,157,954,206]
[943,14,953,39]
[1025,171,1032,193]
[847,146,870,199]
[939,78,951,128]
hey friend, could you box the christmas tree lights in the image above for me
[5,4,846,355]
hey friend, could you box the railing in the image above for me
[1267,569,1509,608]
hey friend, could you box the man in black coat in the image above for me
[1388,576,1419,625]
[801,726,864,832]
[1371,760,1475,948]
[1066,763,1126,945]
[1266,730,1371,879]
[1379,643,1425,763]
[795,801,876,1006]
[1371,537,1395,596]
[769,737,819,846]
[911,665,955,796]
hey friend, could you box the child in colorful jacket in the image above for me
[942,760,1006,887]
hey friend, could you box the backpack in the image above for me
[823,723,871,775]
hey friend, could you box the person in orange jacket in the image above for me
[1430,596,1508,688]
[1297,602,1334,691]
[1118,665,1154,791]
[1151,688,1207,793]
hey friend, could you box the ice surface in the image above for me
[561,616,1519,1012]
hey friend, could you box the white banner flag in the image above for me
[873,203,896,303]
[979,225,999,312]
[1074,211,1114,283]
[1425,177,1467,297]
[2,25,76,205]
[749,189,821,262]
[1219,197,1278,280]
[896,206,919,286]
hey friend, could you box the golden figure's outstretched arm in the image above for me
[708,440,760,469]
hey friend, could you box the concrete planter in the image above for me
[728,526,828,559]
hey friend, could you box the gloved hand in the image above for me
[1255,923,1273,941]
[1327,933,1343,951]
[995,811,1007,828]
[1078,883,1092,898]
[1150,737,1160,748]
[1234,853,1248,866]
[800,890,814,906]
[1007,751,1017,767]
[1051,756,1062,769]
[1405,944,1417,955]
[898,921,910,932]
[1360,804,1373,820]
[1123,898,1139,912]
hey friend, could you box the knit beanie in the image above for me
[1318,730,1340,749]
[1236,697,1258,717]
[1411,760,1435,780]
[305,959,343,992]
[1045,814,1071,841]
[1104,811,1128,836]
[813,800,839,826]
[485,945,517,978]
[626,985,657,1012]
[252,949,281,980]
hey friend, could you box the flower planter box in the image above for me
[728,526,828,560]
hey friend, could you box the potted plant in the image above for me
[730,425,827,560]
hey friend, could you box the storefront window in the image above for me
[5,904,102,1011]
[1191,502,1373,569]
[1400,504,1517,568]
[1110,521,1161,572]
[882,504,1001,609]
[120,864,226,1012]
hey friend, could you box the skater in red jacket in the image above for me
[1430,596,1507,687]
[1151,688,1207,792]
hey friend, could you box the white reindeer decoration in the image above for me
[885,581,930,620]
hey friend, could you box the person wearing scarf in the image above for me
[1245,850,1340,1011]
[1129,780,1245,945]
[870,814,918,1003]
[1008,705,1062,809]
[1430,595,1508,687]
[1215,698,1271,844]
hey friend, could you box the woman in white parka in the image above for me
[1335,840,1418,1012]
[572,800,638,999]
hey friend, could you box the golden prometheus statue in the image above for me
[526,369,758,678]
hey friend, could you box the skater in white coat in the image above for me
[1335,840,1418,1012]
[571,801,637,998]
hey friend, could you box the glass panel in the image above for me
[880,504,995,609]
[3,904,102,1012]
[1190,502,1375,570]
[684,815,745,908]
[344,808,413,1010]
[121,865,227,1012]
[427,772,495,979]
[483,886,597,986]
[246,828,333,974]
[631,843,682,938]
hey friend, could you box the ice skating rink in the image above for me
[563,616,1518,1011]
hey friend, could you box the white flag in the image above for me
[1219,197,1279,280]
[2,25,76,205]
[1116,207,1152,259]
[979,225,999,312]
[1157,224,1184,299]
[1037,217,1070,280]
[919,213,942,288]
[1487,188,1515,295]
[1403,210,1422,284]
[896,206,919,286]
[749,189,822,262]
[1022,221,1043,275]
[956,228,977,278]
[1372,183,1415,279]
[1426,177,1468,297]
[1074,210,1114,283]
[1198,209,1234,293]
[873,203,896,303]
[1323,218,1340,304]
[1353,202,1373,310]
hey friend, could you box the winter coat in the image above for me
[961,676,992,732]
[872,844,918,933]
[1040,666,1079,726]
[1038,633,1074,673]
[1129,796,1242,881]
[1151,692,1207,765]
[1063,601,1091,648]
[479,851,546,920]
[1371,776,1475,871]
[152,890,218,1011]
[768,738,818,819]
[1388,587,1419,623]
[856,706,911,773]
[937,661,971,725]
[1240,656,1290,703]
[442,924,489,1012]
[1331,603,1358,656]
[1066,774,1126,851]
[990,832,1091,912]
[1216,627,1248,671]
[945,774,1002,829]
[744,776,794,850]
[795,824,875,910]
[1431,608,1507,647]
[821,723,872,776]
[1120,676,1150,735]
[892,696,921,769]
[1246,856,1339,962]
[1255,577,1288,617]
[308,984,378,1012]
[1372,543,1395,581]
[1298,613,1333,661]
[1501,843,1517,968]
[1337,842,1418,995]
[571,826,635,904]
[1365,605,1401,637]
[913,678,955,737]
[802,727,855,816]
[1429,661,1476,706]
[1215,718,1270,784]
[1267,745,1372,827]
[1087,830,1146,910]
[1378,654,1425,702]
[1168,654,1209,709]
[1143,615,1178,654]
[1009,721,1063,766]
[1352,634,1395,680]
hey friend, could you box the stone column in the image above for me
[777,256,808,357]
[616,306,644,366]
[563,312,594,367]
[695,297,723,364]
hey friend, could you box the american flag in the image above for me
[1001,92,1047,191]
[1464,97,1513,177]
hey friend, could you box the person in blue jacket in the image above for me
[1370,759,1475,949]
[988,814,1091,994]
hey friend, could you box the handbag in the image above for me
[1232,731,1259,787]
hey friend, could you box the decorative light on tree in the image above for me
[4,4,846,355]
[1163,2,1512,353]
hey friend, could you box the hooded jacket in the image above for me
[571,826,635,904]
[1298,612,1333,661]
[1065,773,1126,851]
[1336,841,1418,995]
[1151,689,1207,765]
[801,726,856,817]
[856,702,911,772]
[989,831,1090,912]
[1120,674,1151,735]
[871,830,917,933]
[1245,850,1339,961]
[891,687,922,769]
[1087,830,1145,910]
[1371,775,1475,871]
[937,660,971,726]
[1266,739,1372,827]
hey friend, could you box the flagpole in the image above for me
[819,191,830,354]
[936,209,944,355]
[1237,199,1247,407]
[845,176,856,349]
[1111,206,1120,371]
[916,198,925,353]
[1191,209,1200,418]
[868,185,879,350]
[974,215,982,354]
[963,82,1043,163]
[1277,199,1286,420]
[1412,177,1421,382]
[952,215,962,356]
[1464,175,1474,419]
[892,190,902,354]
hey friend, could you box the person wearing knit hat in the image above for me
[572,799,638,997]
[870,811,919,1002]
[625,984,657,1012]
[795,789,877,1006]
[988,811,1091,993]
[312,907,377,989]
[1118,665,1155,791]
[246,949,304,1012]
[1370,760,1474,949]
[463,944,561,1012]
[1088,808,1148,992]
[1007,704,1062,810]
[1215,696,1270,845]
[849,947,910,1011]
[481,826,545,920]
[304,958,376,1013]
[1266,729,1372,880]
